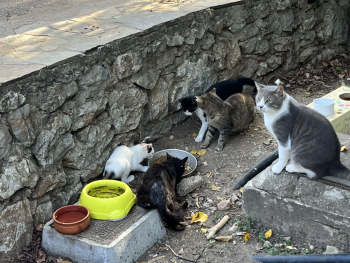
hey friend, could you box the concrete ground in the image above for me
[0,0,130,38]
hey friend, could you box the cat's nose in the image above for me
[259,105,263,109]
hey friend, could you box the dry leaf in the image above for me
[201,228,207,233]
[191,212,208,223]
[195,197,200,208]
[265,229,272,239]
[239,188,243,193]
[263,139,272,145]
[305,73,310,78]
[178,248,184,254]
[169,135,174,140]
[197,149,207,156]
[341,146,348,152]
[206,172,211,177]
[339,75,345,79]
[243,232,250,243]
[215,235,233,242]
[305,92,311,95]
[211,184,220,191]
[203,161,208,166]
[192,133,198,137]
[190,150,198,155]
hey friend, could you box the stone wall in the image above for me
[0,0,349,261]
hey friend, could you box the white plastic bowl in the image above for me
[313,98,334,117]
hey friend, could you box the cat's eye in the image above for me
[266,99,272,103]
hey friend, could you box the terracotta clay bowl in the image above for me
[53,205,90,235]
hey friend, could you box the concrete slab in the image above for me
[42,205,166,263]
[242,133,350,250]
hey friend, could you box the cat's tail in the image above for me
[330,163,350,180]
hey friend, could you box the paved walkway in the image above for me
[0,0,129,38]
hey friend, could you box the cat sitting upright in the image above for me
[180,78,256,142]
[195,88,256,151]
[255,80,350,179]
[103,141,154,183]
[137,153,188,231]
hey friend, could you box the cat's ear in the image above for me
[166,152,171,159]
[182,157,188,164]
[274,82,284,97]
[195,96,203,103]
[146,144,153,153]
[210,88,216,94]
[255,82,264,91]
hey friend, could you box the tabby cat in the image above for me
[255,81,350,179]
[137,153,189,231]
[195,88,256,151]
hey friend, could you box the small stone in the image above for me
[323,245,339,254]
[263,241,272,248]
[237,201,242,206]
[176,176,204,196]
[231,194,239,201]
[210,207,217,212]
[284,237,291,241]
[203,202,210,208]
[207,198,213,203]
[309,245,315,251]
[233,241,237,245]
[217,200,231,210]
[228,223,238,232]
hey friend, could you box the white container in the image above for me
[313,98,334,117]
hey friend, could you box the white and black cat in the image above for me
[180,78,256,142]
[255,80,350,179]
[103,141,154,183]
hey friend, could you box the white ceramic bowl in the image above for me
[313,98,334,117]
[148,149,197,176]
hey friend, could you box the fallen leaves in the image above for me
[203,161,208,166]
[341,146,348,152]
[195,197,200,208]
[201,228,207,233]
[215,235,233,242]
[190,150,198,154]
[206,172,211,177]
[265,229,273,239]
[197,149,207,156]
[178,248,184,254]
[192,133,198,137]
[211,184,220,191]
[243,232,250,243]
[263,138,273,146]
[169,135,174,140]
[191,212,208,223]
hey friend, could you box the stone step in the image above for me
[42,205,166,263]
[242,133,350,250]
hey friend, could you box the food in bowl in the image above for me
[88,185,125,198]
[151,154,194,175]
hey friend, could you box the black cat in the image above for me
[137,153,188,231]
[180,78,256,142]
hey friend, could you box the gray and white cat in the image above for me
[255,80,350,179]
[103,142,154,183]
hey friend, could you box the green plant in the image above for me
[268,248,279,256]
[258,232,266,243]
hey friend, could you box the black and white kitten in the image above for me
[180,78,256,142]
[255,81,350,179]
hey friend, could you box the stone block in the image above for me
[177,175,204,196]
[242,134,350,250]
[42,206,166,263]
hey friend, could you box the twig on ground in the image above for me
[165,244,203,263]
[207,215,230,239]
[147,255,166,263]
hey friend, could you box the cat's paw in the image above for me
[272,164,284,174]
[124,175,135,183]
[216,145,223,151]
[195,136,203,142]
[286,164,296,173]
[201,142,209,149]
[141,166,149,172]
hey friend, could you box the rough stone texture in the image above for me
[0,0,350,260]
[177,175,205,196]
[42,207,166,263]
[242,134,350,250]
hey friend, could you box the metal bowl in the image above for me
[148,149,197,176]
